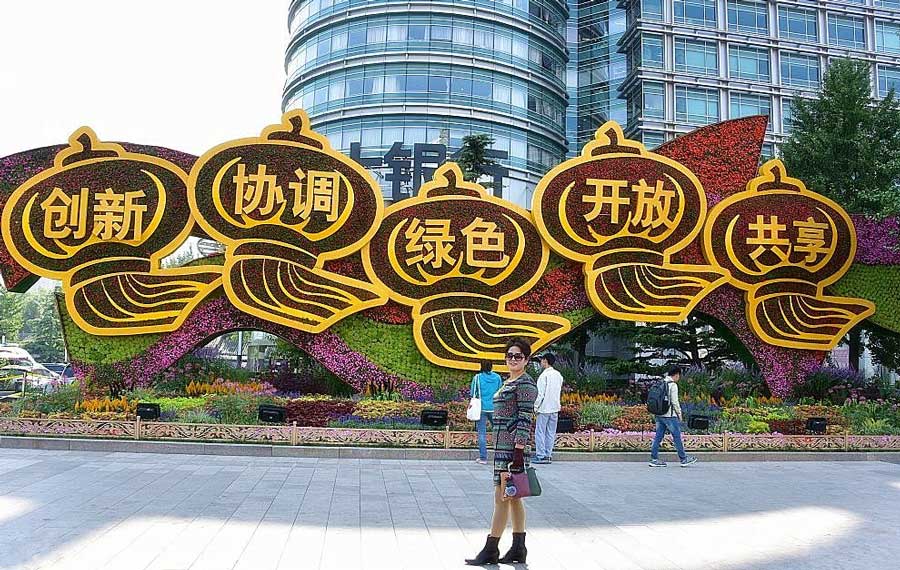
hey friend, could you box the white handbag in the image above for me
[466,374,482,421]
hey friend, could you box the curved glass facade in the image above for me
[283,0,569,206]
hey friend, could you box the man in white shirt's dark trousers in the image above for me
[532,353,563,464]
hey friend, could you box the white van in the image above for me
[0,345,56,390]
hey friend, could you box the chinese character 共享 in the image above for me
[233,163,284,216]
[41,187,89,240]
[404,218,456,269]
[462,218,509,268]
[92,188,147,241]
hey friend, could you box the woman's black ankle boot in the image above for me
[498,532,527,563]
[465,535,501,565]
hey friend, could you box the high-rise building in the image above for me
[284,0,900,204]
[283,0,570,206]
[618,0,900,152]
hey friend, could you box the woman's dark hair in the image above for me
[505,338,532,359]
[480,360,493,373]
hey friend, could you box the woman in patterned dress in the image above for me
[465,338,537,566]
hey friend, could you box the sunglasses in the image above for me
[504,352,526,361]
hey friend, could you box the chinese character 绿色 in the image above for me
[404,218,456,269]
[41,187,89,240]
[233,163,284,217]
[92,188,148,241]
[462,217,509,268]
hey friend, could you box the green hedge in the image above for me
[831,264,900,334]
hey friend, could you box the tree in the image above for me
[20,288,65,362]
[781,58,900,218]
[589,315,749,376]
[454,134,497,187]
[0,283,25,344]
[866,324,900,372]
[782,59,900,371]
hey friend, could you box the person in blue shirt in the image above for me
[472,360,502,464]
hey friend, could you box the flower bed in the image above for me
[3,417,900,451]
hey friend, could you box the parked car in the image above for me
[41,362,75,382]
[0,346,57,390]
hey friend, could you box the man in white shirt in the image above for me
[533,353,563,464]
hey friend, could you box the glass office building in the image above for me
[618,0,900,152]
[283,0,570,206]
[285,0,900,203]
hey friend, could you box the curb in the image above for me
[3,436,900,462]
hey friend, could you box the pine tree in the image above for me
[454,134,497,187]
[781,58,900,217]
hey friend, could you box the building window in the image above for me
[674,0,717,28]
[878,65,900,97]
[675,86,720,124]
[728,1,768,35]
[728,45,770,81]
[642,0,664,21]
[782,99,795,133]
[876,0,900,8]
[643,82,665,119]
[675,38,719,76]
[730,92,771,130]
[876,21,900,54]
[781,52,820,88]
[827,14,865,49]
[642,131,666,149]
[642,34,664,69]
[778,6,817,42]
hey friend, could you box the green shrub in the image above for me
[206,394,278,425]
[680,368,717,399]
[180,410,220,424]
[716,414,751,433]
[149,397,208,417]
[579,402,623,428]
[762,407,795,421]
[854,418,900,435]
[124,388,159,401]
[747,420,770,434]
[717,366,768,399]
[13,383,81,415]
[842,402,900,433]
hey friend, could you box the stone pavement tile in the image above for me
[29,465,189,570]
[359,525,401,570]
[1,451,900,570]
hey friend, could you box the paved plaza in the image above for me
[0,448,898,570]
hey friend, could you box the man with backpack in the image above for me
[647,366,698,467]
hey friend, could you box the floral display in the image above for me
[3,117,900,397]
